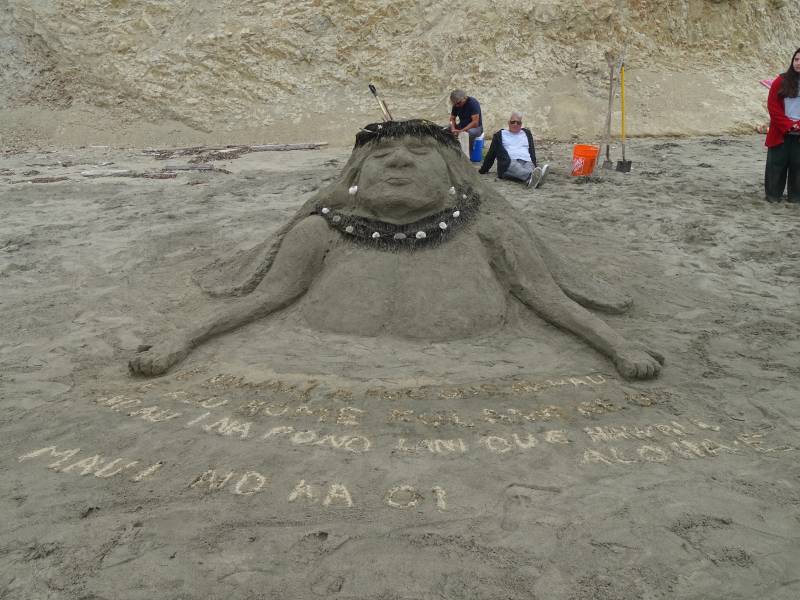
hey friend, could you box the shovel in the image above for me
[368,83,393,122]
[616,61,632,172]
[602,59,615,169]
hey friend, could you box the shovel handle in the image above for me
[619,65,626,146]
[368,83,392,121]
[605,64,614,159]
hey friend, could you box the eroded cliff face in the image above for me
[0,0,797,146]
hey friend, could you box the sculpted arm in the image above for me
[130,215,333,376]
[477,215,663,379]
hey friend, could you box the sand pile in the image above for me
[1,0,799,147]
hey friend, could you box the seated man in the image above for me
[479,112,549,188]
[448,89,483,153]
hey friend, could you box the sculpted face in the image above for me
[354,136,453,224]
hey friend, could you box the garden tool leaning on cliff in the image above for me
[602,53,616,169]
[616,58,632,173]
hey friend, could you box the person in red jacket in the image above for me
[765,48,800,202]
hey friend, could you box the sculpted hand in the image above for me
[612,343,665,380]
[128,340,190,377]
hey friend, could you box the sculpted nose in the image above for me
[384,146,414,167]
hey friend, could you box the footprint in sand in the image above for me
[501,483,562,532]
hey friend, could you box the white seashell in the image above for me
[321,207,330,214]
[345,226,354,234]
[332,215,341,223]
[393,232,407,240]
[416,231,427,239]
[372,232,380,239]
[462,193,467,199]
[348,185,358,195]
[452,210,460,218]
[439,222,447,230]
[449,186,456,195]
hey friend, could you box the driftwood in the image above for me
[81,169,134,178]
[24,162,75,168]
[135,172,178,179]
[163,164,216,171]
[80,169,178,179]
[142,145,229,158]
[189,148,250,163]
[143,142,327,161]
[12,176,70,184]
[249,143,327,151]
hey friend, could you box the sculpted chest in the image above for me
[300,233,508,340]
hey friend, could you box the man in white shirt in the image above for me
[479,112,548,188]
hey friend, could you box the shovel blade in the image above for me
[602,159,614,169]
[615,160,632,173]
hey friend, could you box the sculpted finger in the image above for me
[646,359,661,379]
[647,350,665,365]
[616,359,634,380]
[138,357,151,377]
[653,359,663,377]
[636,363,649,379]
[130,356,149,376]
[645,362,655,379]
[151,358,168,376]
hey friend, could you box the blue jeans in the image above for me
[504,159,534,182]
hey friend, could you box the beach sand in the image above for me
[1,135,798,599]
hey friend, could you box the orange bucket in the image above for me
[571,144,599,176]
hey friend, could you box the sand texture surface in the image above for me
[1,136,798,598]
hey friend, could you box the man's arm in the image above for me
[525,128,538,167]
[456,113,480,133]
[479,133,499,174]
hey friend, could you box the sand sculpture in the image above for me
[129,120,663,379]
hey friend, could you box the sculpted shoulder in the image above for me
[284,214,338,247]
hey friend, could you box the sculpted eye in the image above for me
[408,145,430,155]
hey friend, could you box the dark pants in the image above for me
[765,135,800,202]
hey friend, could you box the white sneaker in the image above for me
[540,163,549,181]
[533,164,549,188]
[528,166,543,188]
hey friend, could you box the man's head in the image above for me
[508,111,523,133]
[450,89,468,108]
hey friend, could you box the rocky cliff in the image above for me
[1,0,798,147]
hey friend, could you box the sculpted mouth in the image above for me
[384,177,412,185]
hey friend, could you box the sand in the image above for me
[1,135,799,599]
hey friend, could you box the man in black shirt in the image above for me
[448,89,483,153]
